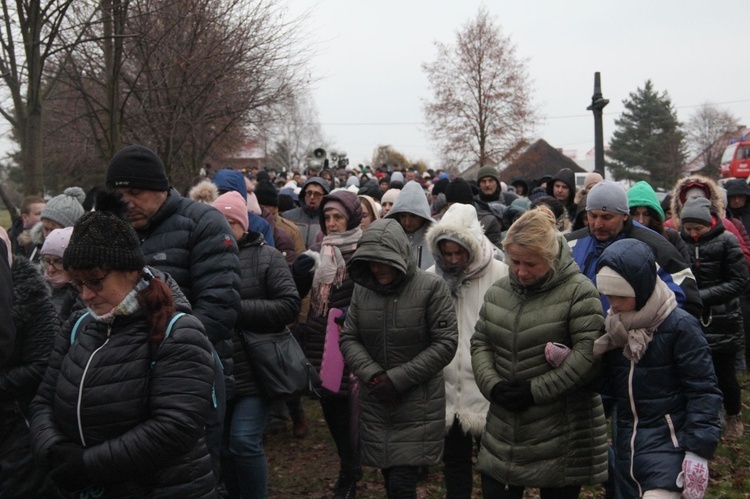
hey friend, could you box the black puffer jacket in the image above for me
[29,272,217,498]
[680,217,749,351]
[233,232,300,397]
[0,257,59,412]
[136,188,240,382]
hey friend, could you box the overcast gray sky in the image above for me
[288,0,750,168]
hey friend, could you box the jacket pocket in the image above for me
[665,414,679,448]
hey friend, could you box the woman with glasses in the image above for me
[39,227,78,321]
[29,192,218,498]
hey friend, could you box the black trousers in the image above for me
[320,395,361,479]
[382,465,419,499]
[443,419,476,498]
[712,349,742,415]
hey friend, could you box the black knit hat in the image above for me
[255,179,279,207]
[106,145,170,191]
[63,191,145,271]
[445,178,475,205]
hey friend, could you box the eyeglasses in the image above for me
[40,257,64,272]
[305,191,324,199]
[70,271,111,293]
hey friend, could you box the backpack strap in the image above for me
[70,312,92,345]
[150,312,187,368]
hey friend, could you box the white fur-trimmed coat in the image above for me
[426,203,509,436]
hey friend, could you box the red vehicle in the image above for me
[720,139,750,179]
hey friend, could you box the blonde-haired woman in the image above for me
[470,208,608,499]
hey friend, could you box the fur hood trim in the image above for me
[188,179,219,204]
[670,174,723,229]
[426,203,483,267]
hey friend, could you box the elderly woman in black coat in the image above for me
[29,193,217,498]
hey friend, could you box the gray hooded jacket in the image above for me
[384,180,436,270]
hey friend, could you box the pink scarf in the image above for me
[312,227,362,317]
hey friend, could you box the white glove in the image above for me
[676,451,709,499]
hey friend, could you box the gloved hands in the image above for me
[333,307,348,326]
[490,380,534,412]
[677,451,709,499]
[367,371,400,405]
[292,254,315,275]
[49,442,89,492]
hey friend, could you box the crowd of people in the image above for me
[0,146,745,498]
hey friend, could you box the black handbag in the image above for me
[241,328,321,400]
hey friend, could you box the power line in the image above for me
[316,99,750,126]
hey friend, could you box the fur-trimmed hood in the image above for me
[11,256,51,325]
[426,203,484,269]
[670,174,723,230]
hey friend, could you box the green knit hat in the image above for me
[476,166,500,184]
[627,181,665,222]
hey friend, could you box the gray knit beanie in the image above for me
[586,180,629,215]
[41,187,86,228]
[680,197,712,226]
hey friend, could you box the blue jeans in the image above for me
[222,396,270,499]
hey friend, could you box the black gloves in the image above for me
[292,254,315,275]
[333,307,348,326]
[49,443,90,491]
[368,372,400,405]
[491,379,534,413]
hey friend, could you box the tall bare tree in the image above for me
[685,103,740,175]
[0,0,77,195]
[422,7,536,172]
[44,0,310,189]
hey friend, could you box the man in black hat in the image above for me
[106,144,240,482]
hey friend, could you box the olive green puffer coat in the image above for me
[470,236,608,488]
[340,219,458,468]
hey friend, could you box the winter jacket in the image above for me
[260,206,297,264]
[213,169,274,247]
[425,204,508,436]
[680,217,749,352]
[0,256,59,498]
[594,239,722,498]
[282,177,331,248]
[566,218,702,317]
[304,191,363,396]
[384,180,436,270]
[135,187,240,384]
[341,218,458,468]
[232,232,300,397]
[545,168,577,222]
[49,285,79,323]
[0,257,59,412]
[0,241,15,368]
[725,178,750,236]
[29,272,217,498]
[470,236,608,488]
[668,174,750,267]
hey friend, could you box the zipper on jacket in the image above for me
[627,359,643,498]
[77,324,112,447]
[665,414,679,448]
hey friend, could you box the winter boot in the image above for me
[292,411,309,439]
[724,414,745,441]
[333,475,357,499]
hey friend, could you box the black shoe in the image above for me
[333,477,357,499]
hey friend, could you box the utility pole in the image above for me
[587,72,609,177]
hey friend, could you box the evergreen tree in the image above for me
[607,80,687,190]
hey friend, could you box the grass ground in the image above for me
[265,374,750,498]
